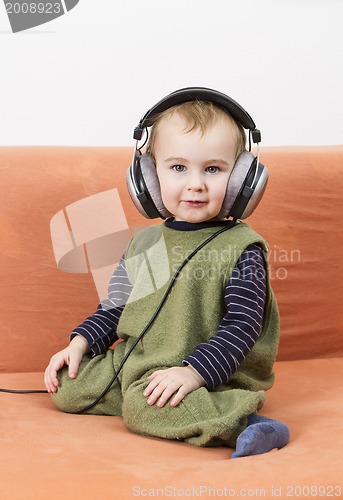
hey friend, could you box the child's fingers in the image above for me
[147,390,162,405]
[68,355,81,379]
[170,385,189,407]
[44,366,59,393]
[145,377,173,405]
[144,371,167,396]
[44,351,68,392]
[146,370,163,380]
[144,378,165,401]
[148,379,182,407]
[68,341,87,378]
[155,383,181,407]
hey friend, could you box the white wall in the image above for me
[0,0,342,147]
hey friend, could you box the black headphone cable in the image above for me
[76,220,236,414]
[0,220,236,410]
[0,387,48,394]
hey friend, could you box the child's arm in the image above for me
[69,255,132,356]
[44,334,89,393]
[144,244,266,407]
[183,244,266,389]
[44,255,132,392]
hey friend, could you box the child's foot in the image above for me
[231,414,290,458]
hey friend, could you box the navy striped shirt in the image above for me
[183,244,266,388]
[71,230,266,390]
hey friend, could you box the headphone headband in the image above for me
[127,87,267,220]
[133,87,261,143]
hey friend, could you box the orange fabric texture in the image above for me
[1,361,342,499]
[0,146,342,498]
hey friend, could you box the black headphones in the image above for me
[126,87,268,220]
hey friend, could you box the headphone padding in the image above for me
[219,151,255,219]
[240,164,268,219]
[139,154,172,219]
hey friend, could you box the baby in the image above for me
[45,87,290,458]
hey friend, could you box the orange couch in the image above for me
[0,146,342,499]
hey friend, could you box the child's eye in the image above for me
[205,166,219,174]
[172,165,186,172]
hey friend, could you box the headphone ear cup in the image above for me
[219,151,254,219]
[138,153,172,219]
[239,162,268,219]
[219,151,268,219]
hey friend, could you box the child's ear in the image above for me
[139,154,172,219]
[219,151,268,220]
[127,153,172,220]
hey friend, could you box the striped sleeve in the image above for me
[70,255,132,356]
[183,244,267,389]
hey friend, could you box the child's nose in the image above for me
[187,173,205,191]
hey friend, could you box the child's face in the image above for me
[154,113,237,223]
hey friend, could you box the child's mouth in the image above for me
[184,200,206,207]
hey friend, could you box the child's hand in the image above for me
[144,366,205,408]
[44,335,89,393]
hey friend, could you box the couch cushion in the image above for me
[0,357,342,499]
[250,146,343,361]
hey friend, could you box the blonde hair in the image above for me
[146,100,246,160]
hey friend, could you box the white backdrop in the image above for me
[0,0,342,147]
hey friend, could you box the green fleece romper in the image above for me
[52,222,279,448]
